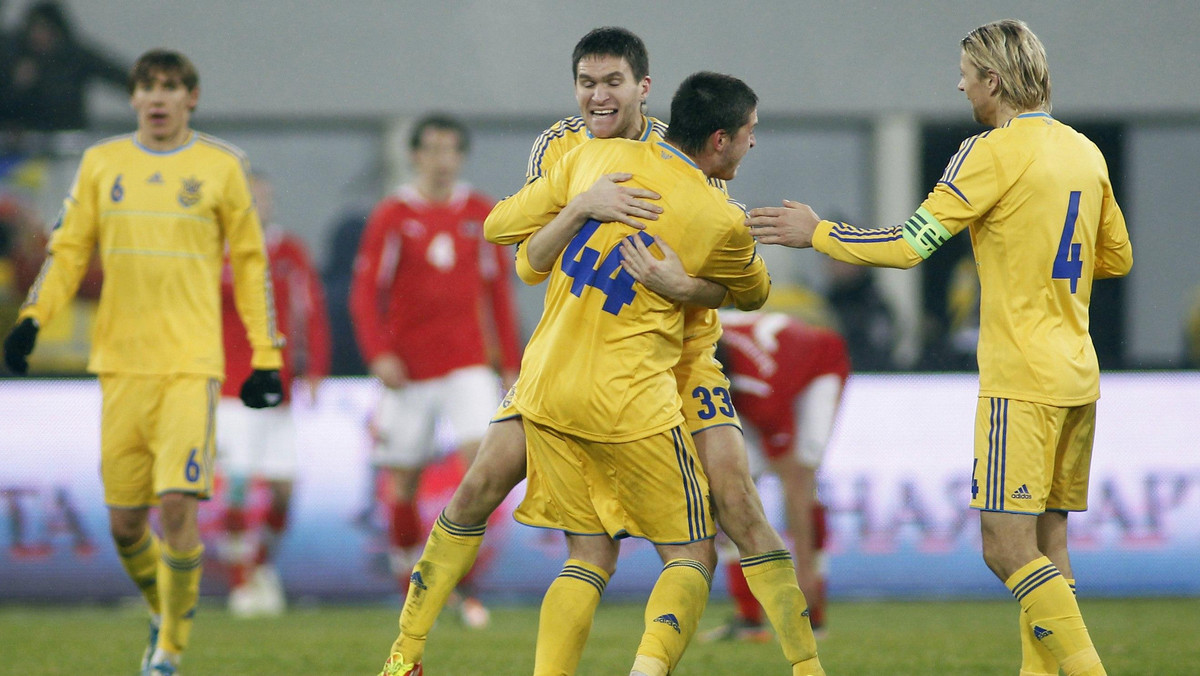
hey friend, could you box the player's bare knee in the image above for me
[109,518,146,547]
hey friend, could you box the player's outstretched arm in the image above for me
[746,199,821,249]
[619,235,728,308]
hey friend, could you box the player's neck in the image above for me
[621,114,647,141]
[416,178,454,203]
[137,127,193,153]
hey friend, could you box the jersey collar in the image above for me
[585,114,653,142]
[133,130,196,155]
[655,141,701,170]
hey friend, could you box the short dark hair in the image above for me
[128,48,199,95]
[571,27,649,81]
[408,113,470,152]
[664,72,758,156]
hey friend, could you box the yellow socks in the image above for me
[117,529,161,614]
[391,512,485,663]
[633,559,712,676]
[533,559,610,676]
[742,551,825,676]
[1019,577,1075,676]
[158,542,204,654]
[1007,558,1105,676]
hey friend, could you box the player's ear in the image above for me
[985,70,1001,97]
[710,128,729,153]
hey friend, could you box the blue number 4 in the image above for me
[1052,191,1083,294]
[562,219,654,315]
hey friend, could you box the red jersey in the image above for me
[349,183,521,381]
[221,225,331,399]
[719,311,850,457]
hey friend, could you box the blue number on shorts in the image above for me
[692,386,735,420]
[561,219,653,315]
[185,448,201,482]
[1051,191,1083,293]
[692,386,716,420]
[971,458,980,500]
[712,386,735,417]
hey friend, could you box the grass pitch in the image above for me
[2,597,1197,674]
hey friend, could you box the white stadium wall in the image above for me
[3,374,1198,603]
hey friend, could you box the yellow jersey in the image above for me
[518,114,726,351]
[486,138,770,442]
[20,132,284,377]
[812,113,1132,405]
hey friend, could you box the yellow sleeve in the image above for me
[484,171,569,246]
[513,241,551,285]
[18,152,100,326]
[1093,178,1132,279]
[811,205,930,270]
[697,218,771,311]
[222,159,284,369]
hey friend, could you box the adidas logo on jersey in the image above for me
[653,613,681,633]
[1011,484,1032,500]
[1033,625,1054,641]
[409,571,428,591]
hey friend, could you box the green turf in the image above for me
[1,597,1197,674]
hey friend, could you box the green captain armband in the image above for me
[901,207,953,259]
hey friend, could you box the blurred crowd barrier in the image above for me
[2,373,1197,604]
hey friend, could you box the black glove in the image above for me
[239,369,283,408]
[3,317,39,375]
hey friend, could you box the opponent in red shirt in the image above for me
[708,310,850,640]
[216,172,331,617]
[349,113,521,620]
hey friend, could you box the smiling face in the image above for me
[130,69,198,151]
[574,54,650,140]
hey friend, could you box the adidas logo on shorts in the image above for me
[1033,625,1054,641]
[1011,484,1033,500]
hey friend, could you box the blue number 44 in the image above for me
[1051,191,1083,294]
[562,219,654,315]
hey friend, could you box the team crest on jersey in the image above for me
[110,174,124,202]
[178,176,203,207]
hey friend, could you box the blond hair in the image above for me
[961,19,1051,113]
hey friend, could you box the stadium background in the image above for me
[2,0,1198,607]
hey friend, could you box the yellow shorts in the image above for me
[970,397,1096,514]
[676,342,741,435]
[492,343,741,436]
[515,419,714,545]
[100,374,220,508]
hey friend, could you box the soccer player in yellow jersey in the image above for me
[377,28,825,676]
[746,20,1132,676]
[2,49,284,676]
[487,70,779,676]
